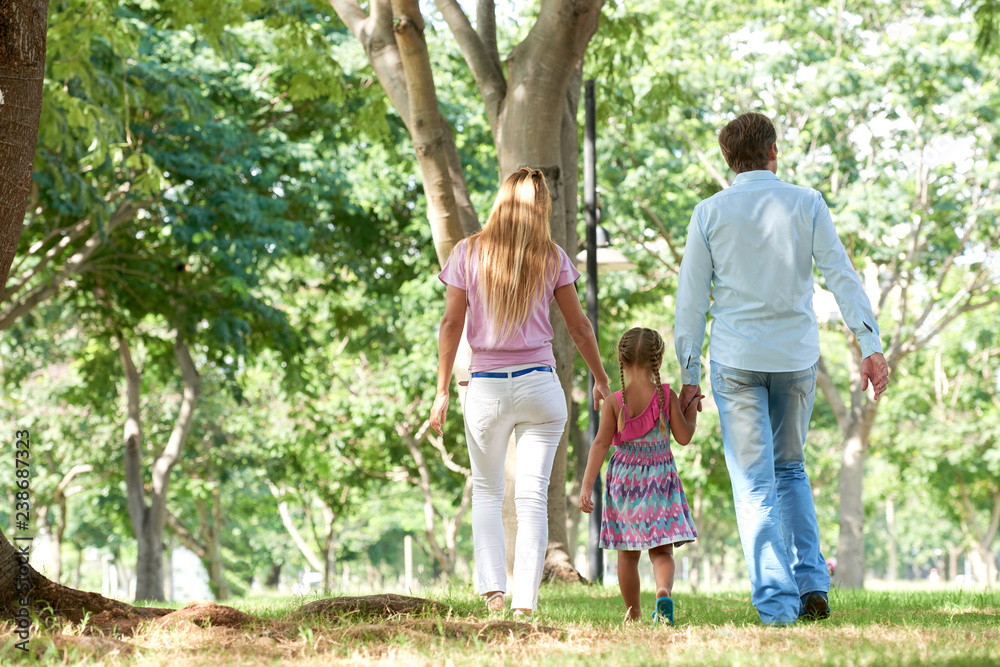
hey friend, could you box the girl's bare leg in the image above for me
[617,550,643,620]
[648,544,675,599]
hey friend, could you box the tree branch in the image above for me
[909,218,982,335]
[268,482,326,572]
[149,334,202,542]
[637,200,683,265]
[390,0,465,268]
[434,0,506,131]
[675,127,730,190]
[397,421,450,570]
[54,465,94,500]
[618,223,676,274]
[165,509,207,560]
[0,197,154,331]
[3,217,92,301]
[426,428,471,476]
[900,292,1000,360]
[816,354,849,435]
[476,0,501,73]
[329,0,368,38]
[330,0,412,129]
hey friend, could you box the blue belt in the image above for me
[471,366,553,379]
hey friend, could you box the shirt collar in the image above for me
[732,170,779,185]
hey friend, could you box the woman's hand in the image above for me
[593,379,611,409]
[579,484,595,513]
[429,391,449,435]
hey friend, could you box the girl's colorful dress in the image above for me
[599,384,698,551]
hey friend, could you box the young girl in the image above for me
[579,327,701,625]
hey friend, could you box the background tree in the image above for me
[329,0,605,580]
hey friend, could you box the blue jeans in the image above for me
[710,361,829,624]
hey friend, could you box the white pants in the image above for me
[463,363,567,611]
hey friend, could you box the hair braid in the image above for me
[617,361,626,432]
[653,368,667,432]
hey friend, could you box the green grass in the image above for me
[2,585,998,665]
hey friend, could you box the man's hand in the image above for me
[860,352,889,401]
[680,384,704,413]
[429,391,449,434]
[579,485,595,514]
[593,380,611,409]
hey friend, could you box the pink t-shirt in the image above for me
[439,239,581,373]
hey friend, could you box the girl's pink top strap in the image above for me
[612,384,670,445]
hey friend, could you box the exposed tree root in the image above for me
[543,549,589,584]
[293,594,446,621]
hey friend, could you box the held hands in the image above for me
[680,384,704,414]
[579,484,595,514]
[429,391,449,435]
[860,352,889,401]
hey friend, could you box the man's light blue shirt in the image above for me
[674,170,883,385]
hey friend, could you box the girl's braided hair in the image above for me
[616,327,667,433]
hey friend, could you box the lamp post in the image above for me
[580,79,636,585]
[583,78,601,586]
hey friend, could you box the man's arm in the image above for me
[811,192,883,360]
[812,192,889,400]
[674,207,713,406]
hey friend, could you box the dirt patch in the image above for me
[85,602,272,637]
[293,594,446,621]
[340,618,563,643]
[34,635,135,659]
[86,606,175,636]
[156,602,264,629]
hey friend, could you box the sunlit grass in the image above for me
[2,585,997,665]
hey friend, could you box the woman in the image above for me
[429,167,611,617]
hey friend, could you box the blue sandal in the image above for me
[652,596,674,626]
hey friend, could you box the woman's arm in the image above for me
[668,387,701,445]
[579,398,618,513]
[429,285,467,434]
[554,283,611,405]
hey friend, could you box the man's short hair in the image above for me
[718,113,776,173]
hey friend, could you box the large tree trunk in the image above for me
[0,527,158,624]
[0,4,59,602]
[543,65,587,582]
[0,0,48,291]
[388,0,466,266]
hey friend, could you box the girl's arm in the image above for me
[554,283,611,406]
[668,387,702,445]
[429,285,467,434]
[579,398,619,513]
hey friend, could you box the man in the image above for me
[674,112,889,625]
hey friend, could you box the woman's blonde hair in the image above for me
[465,167,558,346]
[616,327,667,433]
